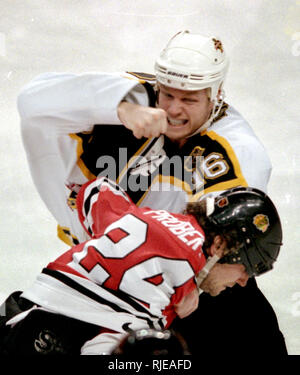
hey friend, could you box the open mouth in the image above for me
[167,117,188,127]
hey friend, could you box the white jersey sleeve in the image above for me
[18,72,149,135]
[18,72,150,245]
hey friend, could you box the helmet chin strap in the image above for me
[196,254,220,295]
[187,90,225,137]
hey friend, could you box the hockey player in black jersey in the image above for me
[18,31,287,356]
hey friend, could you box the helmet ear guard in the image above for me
[205,187,283,277]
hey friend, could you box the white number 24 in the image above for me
[70,214,195,313]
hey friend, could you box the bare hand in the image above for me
[117,102,168,139]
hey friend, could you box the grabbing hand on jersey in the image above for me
[117,101,168,139]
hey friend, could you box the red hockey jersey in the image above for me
[22,177,206,332]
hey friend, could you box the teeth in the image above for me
[168,118,187,126]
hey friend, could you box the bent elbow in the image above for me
[17,73,55,122]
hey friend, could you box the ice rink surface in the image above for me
[0,0,299,355]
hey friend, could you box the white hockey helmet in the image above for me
[154,30,229,103]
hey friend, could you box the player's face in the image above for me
[200,263,249,297]
[199,235,249,296]
[157,84,213,145]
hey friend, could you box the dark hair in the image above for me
[184,201,242,255]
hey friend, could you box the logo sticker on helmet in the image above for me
[216,197,229,208]
[253,214,269,233]
[212,38,224,53]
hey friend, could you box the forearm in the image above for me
[18,72,149,136]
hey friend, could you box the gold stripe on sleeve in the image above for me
[69,133,97,181]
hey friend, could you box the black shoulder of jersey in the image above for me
[126,71,156,83]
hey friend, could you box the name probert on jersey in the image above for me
[144,209,204,250]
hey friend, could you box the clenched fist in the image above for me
[117,101,168,139]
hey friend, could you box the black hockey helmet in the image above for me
[206,187,283,277]
[111,328,190,356]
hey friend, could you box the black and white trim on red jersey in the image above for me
[42,268,164,330]
[81,177,131,236]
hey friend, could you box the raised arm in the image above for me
[18,72,150,136]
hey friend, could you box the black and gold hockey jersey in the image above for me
[19,71,272,246]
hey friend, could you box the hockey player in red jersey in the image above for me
[16,30,287,356]
[0,178,282,355]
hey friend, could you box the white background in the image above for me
[0,0,299,354]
